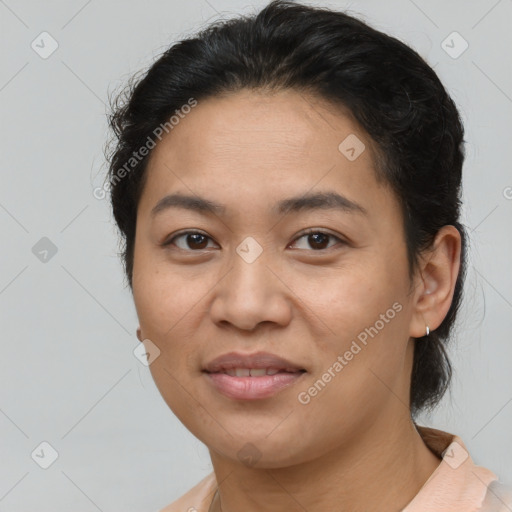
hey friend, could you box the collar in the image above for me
[402,424,498,511]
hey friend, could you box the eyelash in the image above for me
[162,228,346,253]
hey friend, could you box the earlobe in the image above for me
[136,326,142,342]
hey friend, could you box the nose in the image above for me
[209,248,292,331]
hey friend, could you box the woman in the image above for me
[104,1,512,510]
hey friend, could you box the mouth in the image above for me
[202,352,307,400]
[206,367,306,376]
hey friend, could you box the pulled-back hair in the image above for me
[105,0,467,417]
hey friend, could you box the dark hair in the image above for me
[105,0,467,418]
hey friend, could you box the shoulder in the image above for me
[157,472,217,512]
[480,479,512,511]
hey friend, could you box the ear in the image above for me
[409,225,462,338]
[136,326,142,342]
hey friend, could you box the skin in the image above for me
[132,88,461,512]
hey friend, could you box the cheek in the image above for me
[133,266,207,426]
[293,258,404,340]
[132,253,211,399]
[293,257,410,395]
[133,250,208,337]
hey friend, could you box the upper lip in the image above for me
[203,351,306,373]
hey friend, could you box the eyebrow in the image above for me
[150,191,367,218]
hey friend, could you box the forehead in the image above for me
[139,89,395,222]
[150,89,364,164]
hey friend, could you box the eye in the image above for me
[162,229,346,252]
[162,230,217,251]
[289,229,345,251]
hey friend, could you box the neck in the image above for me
[209,411,441,512]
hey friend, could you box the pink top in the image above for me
[158,425,512,512]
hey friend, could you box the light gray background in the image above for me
[1,0,511,510]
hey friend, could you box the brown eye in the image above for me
[290,230,344,251]
[164,231,216,251]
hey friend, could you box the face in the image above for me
[132,89,419,467]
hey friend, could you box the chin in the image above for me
[199,423,318,468]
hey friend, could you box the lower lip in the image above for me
[204,371,306,400]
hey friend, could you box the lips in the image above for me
[203,351,307,400]
[203,351,306,374]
